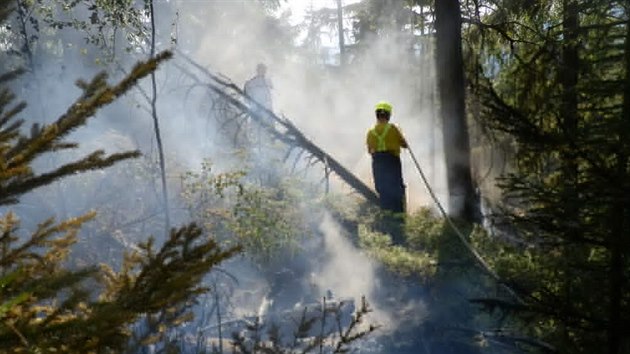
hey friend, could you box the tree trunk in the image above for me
[148,0,170,233]
[434,0,479,223]
[337,0,345,66]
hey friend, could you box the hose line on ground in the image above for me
[406,145,523,303]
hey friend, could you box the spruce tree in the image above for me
[466,1,630,352]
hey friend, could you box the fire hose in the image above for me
[406,145,523,303]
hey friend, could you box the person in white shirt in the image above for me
[244,63,273,115]
[244,63,274,148]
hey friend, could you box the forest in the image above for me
[0,0,628,353]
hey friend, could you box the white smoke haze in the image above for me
[180,2,447,210]
[4,0,443,350]
[313,212,392,326]
[313,212,429,335]
[271,36,446,211]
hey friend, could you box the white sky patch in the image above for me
[277,0,364,56]
[279,0,362,26]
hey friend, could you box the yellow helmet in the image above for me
[374,101,393,114]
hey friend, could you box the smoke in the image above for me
[312,212,429,335]
[177,1,447,211]
[271,40,446,211]
[312,212,391,325]
[314,213,376,300]
[4,1,441,350]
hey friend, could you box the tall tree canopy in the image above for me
[466,0,630,352]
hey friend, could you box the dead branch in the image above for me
[173,50,379,205]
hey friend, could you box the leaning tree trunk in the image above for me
[434,0,479,223]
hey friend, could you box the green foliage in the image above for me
[0,216,239,352]
[181,160,313,269]
[404,207,448,251]
[4,0,149,67]
[356,206,490,281]
[466,1,630,352]
[358,208,451,278]
[358,226,435,278]
[357,204,510,352]
[0,51,171,204]
[0,37,240,351]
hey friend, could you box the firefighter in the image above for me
[244,63,274,150]
[366,101,408,213]
[244,63,273,122]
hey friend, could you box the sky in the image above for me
[280,0,363,26]
[278,0,364,48]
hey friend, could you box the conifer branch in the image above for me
[0,8,234,347]
[0,150,141,204]
[0,212,94,268]
[0,51,172,206]
[0,69,25,84]
[4,51,172,168]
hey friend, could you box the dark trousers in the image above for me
[371,152,405,213]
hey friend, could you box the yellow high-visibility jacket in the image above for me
[366,122,408,157]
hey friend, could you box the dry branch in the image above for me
[173,50,379,205]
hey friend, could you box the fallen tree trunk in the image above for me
[174,50,379,205]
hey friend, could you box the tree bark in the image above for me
[434,0,479,223]
[337,0,345,66]
[149,0,171,233]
